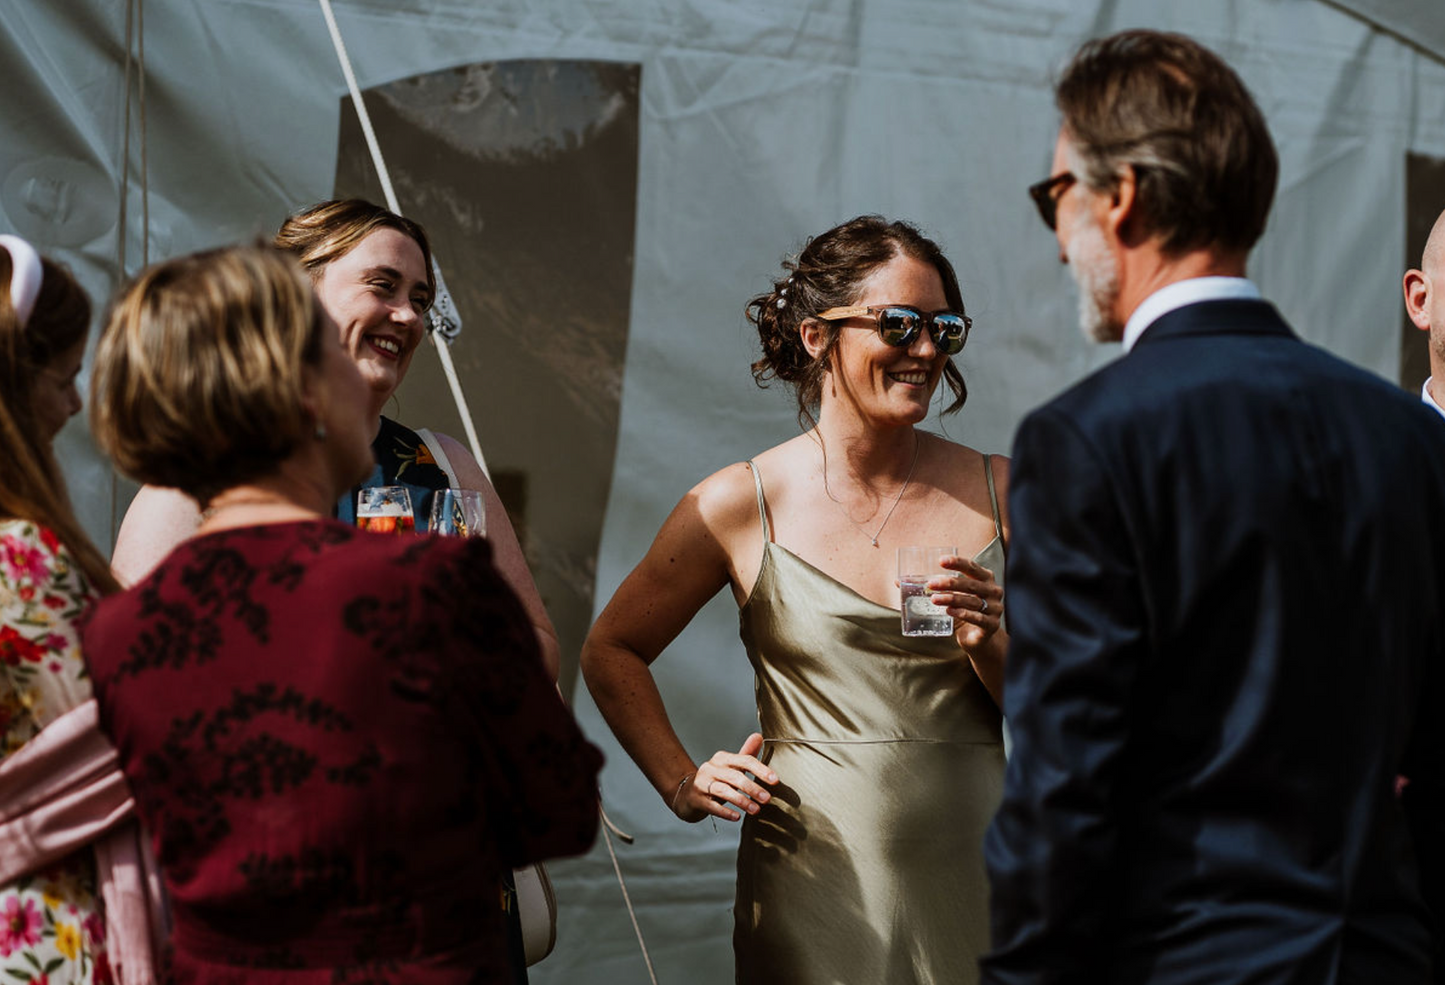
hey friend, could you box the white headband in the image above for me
[0,234,43,328]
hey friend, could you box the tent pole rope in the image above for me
[111,0,147,547]
[118,0,130,276]
[111,0,132,546]
[138,0,148,266]
[601,809,660,985]
[317,6,660,975]
[316,0,487,473]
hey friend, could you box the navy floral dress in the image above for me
[335,417,451,532]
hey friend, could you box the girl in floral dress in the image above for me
[0,235,128,985]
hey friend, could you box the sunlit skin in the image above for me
[315,227,431,419]
[31,338,86,441]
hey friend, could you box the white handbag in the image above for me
[513,863,557,966]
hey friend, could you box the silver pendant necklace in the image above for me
[822,432,922,547]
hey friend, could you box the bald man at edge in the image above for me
[1406,208,1445,421]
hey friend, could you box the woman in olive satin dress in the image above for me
[582,216,1008,984]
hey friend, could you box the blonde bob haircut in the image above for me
[91,245,324,507]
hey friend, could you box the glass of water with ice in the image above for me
[898,546,956,637]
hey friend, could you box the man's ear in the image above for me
[1404,268,1432,332]
[1107,164,1143,245]
[800,318,829,362]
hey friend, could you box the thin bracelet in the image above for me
[670,770,696,814]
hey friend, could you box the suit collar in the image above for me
[1122,277,1260,351]
[1131,298,1296,349]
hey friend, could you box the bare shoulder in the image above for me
[112,485,203,587]
[932,435,1007,480]
[688,460,763,529]
[929,436,1011,518]
[729,434,817,505]
[689,434,816,533]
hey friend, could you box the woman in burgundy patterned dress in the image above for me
[82,245,601,984]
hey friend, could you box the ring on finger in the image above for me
[979,598,989,614]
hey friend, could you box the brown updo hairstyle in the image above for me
[274,198,436,308]
[747,215,968,430]
[90,245,325,508]
[0,246,118,594]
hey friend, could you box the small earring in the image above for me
[314,421,328,441]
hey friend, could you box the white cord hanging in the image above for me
[112,0,149,545]
[601,805,660,985]
[315,4,661,979]
[316,0,488,476]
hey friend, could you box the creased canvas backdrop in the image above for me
[3,1,1445,982]
[335,58,641,701]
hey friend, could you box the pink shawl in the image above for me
[0,699,165,985]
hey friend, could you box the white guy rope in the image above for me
[317,9,660,978]
[316,0,488,474]
[112,0,149,544]
[601,807,660,985]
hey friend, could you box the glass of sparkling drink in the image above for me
[356,486,416,534]
[898,546,956,637]
[427,488,486,538]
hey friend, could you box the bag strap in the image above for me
[416,427,461,488]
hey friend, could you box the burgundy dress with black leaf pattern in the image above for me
[81,520,601,984]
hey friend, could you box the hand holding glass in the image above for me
[898,546,956,637]
[357,486,415,534]
[428,488,486,538]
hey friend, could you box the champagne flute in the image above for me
[428,488,486,538]
[357,485,416,534]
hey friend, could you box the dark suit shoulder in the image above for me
[1036,300,1445,449]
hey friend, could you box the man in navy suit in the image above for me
[982,30,1445,985]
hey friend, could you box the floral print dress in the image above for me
[0,520,111,985]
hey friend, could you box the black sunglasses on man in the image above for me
[1028,171,1076,231]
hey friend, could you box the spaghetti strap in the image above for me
[983,453,1003,543]
[747,460,772,544]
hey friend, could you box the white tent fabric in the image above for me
[1325,0,1445,59]
[4,2,1445,983]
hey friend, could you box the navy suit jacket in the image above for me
[982,299,1445,985]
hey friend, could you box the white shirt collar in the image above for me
[1121,277,1262,353]
[1423,378,1445,421]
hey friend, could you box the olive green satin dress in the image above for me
[733,457,1006,985]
